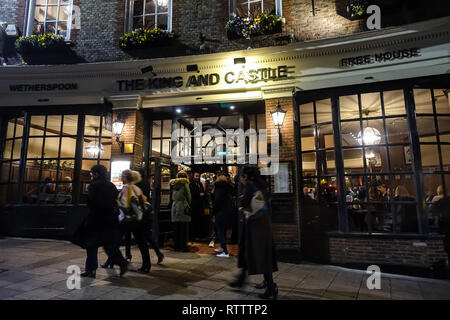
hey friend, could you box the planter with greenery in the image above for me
[226,13,282,40]
[348,0,369,20]
[119,27,170,51]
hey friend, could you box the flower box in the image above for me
[336,0,369,21]
[119,27,170,51]
[226,13,283,40]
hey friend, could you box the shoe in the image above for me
[80,270,96,278]
[216,252,230,258]
[137,266,150,273]
[100,261,114,269]
[209,240,215,248]
[255,280,267,289]
[157,253,164,265]
[119,262,129,277]
[258,284,278,300]
[214,248,224,253]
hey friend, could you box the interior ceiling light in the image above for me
[357,127,381,145]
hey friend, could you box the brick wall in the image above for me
[0,0,20,26]
[265,98,300,249]
[111,109,145,168]
[329,237,449,268]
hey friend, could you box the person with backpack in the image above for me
[228,166,278,300]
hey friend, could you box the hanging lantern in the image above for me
[85,140,104,158]
[357,127,381,145]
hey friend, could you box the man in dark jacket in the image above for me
[189,172,205,240]
[213,172,234,258]
[81,165,128,278]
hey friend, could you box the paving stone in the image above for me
[0,271,35,283]
[13,288,66,300]
[0,288,23,299]
[5,279,50,291]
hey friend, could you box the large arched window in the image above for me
[25,0,73,40]
[127,0,172,32]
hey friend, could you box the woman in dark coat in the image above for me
[170,170,192,252]
[229,166,278,300]
[80,165,128,278]
[213,172,234,258]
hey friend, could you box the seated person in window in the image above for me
[393,185,418,233]
[55,176,73,204]
[37,177,56,203]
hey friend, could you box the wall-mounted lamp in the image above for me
[113,115,125,153]
[270,101,287,145]
[234,57,246,64]
[187,64,199,72]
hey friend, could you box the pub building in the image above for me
[0,0,449,276]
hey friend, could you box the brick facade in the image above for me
[329,237,449,268]
[0,0,20,26]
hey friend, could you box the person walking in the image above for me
[212,172,234,258]
[228,166,278,300]
[80,165,128,278]
[170,170,192,252]
[135,167,164,264]
[189,171,205,241]
[117,169,152,273]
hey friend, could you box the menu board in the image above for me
[111,160,130,189]
[271,162,293,194]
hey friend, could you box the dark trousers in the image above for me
[215,222,228,254]
[236,268,274,289]
[130,224,151,269]
[85,243,126,271]
[174,222,189,251]
[145,229,163,257]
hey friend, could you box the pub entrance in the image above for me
[144,100,266,251]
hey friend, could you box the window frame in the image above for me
[127,0,173,33]
[229,0,282,18]
[25,0,74,41]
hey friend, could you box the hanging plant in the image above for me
[226,13,282,40]
[119,27,170,50]
[349,0,369,19]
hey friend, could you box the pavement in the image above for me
[0,237,450,300]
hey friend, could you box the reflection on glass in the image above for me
[300,102,314,127]
[434,89,450,114]
[340,95,359,120]
[383,90,406,116]
[413,89,433,113]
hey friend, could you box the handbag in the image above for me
[244,190,267,220]
[119,186,144,223]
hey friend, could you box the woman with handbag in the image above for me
[113,169,152,273]
[228,165,278,300]
[170,170,192,252]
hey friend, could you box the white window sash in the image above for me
[229,0,282,18]
[129,0,172,32]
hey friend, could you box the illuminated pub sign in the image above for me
[116,65,295,91]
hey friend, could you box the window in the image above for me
[230,0,281,17]
[130,0,172,31]
[151,119,173,158]
[29,0,73,40]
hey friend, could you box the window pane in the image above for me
[434,89,450,114]
[257,114,266,129]
[302,152,316,176]
[28,138,44,158]
[325,151,336,173]
[162,139,170,157]
[441,145,450,168]
[35,5,46,22]
[62,115,78,135]
[133,16,144,29]
[10,161,21,183]
[4,140,12,159]
[15,118,24,137]
[300,102,314,127]
[82,160,98,178]
[100,139,112,159]
[361,92,382,118]
[389,145,412,172]
[317,124,334,148]
[152,121,161,138]
[163,119,172,137]
[301,127,315,151]
[85,115,101,136]
[421,145,440,169]
[386,117,409,144]
[60,137,77,158]
[417,117,437,142]
[262,0,276,13]
[30,116,46,136]
[413,89,433,113]
[134,0,144,16]
[145,0,156,15]
[46,5,58,21]
[99,160,111,173]
[83,139,103,159]
[340,95,359,121]
[6,120,15,139]
[12,138,22,159]
[45,22,57,34]
[102,115,112,137]
[365,146,386,172]
[58,160,75,180]
[46,115,62,136]
[423,174,444,203]
[59,6,69,21]
[1,162,11,182]
[44,137,60,158]
[316,99,332,123]
[343,148,364,170]
[393,174,416,198]
[362,119,384,145]
[157,14,168,30]
[302,178,317,199]
[144,15,155,29]
[152,139,161,156]
[438,117,450,142]
[383,90,406,116]
[341,121,361,147]
[57,22,68,38]
[24,160,41,182]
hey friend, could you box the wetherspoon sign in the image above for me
[116,65,295,92]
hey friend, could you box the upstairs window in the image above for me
[230,0,281,17]
[131,0,172,32]
[30,0,73,40]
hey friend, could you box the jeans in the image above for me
[216,223,228,254]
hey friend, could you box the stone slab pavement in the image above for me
[0,237,449,300]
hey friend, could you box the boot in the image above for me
[100,258,114,269]
[255,280,267,289]
[258,283,278,300]
[157,252,164,265]
[228,270,246,288]
[80,270,96,278]
[119,261,129,277]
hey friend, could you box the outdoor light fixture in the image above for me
[234,57,246,64]
[357,127,381,145]
[85,128,104,158]
[113,116,125,152]
[176,108,182,113]
[270,101,287,145]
